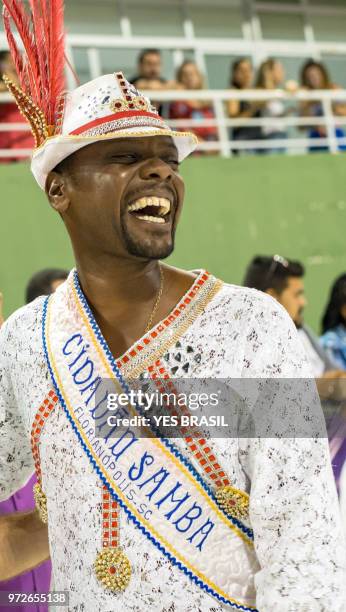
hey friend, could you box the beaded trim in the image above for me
[102,485,119,549]
[31,389,59,485]
[2,75,50,146]
[112,271,217,377]
[33,128,198,153]
[96,485,132,592]
[80,115,168,138]
[31,389,59,522]
[114,71,157,115]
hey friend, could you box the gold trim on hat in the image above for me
[33,128,199,153]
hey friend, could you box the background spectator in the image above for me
[25,268,69,304]
[299,59,346,152]
[130,49,177,114]
[227,58,262,154]
[255,58,287,152]
[0,50,34,162]
[320,273,346,370]
[169,60,217,146]
[130,48,166,90]
[242,255,346,382]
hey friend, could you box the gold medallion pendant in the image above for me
[33,482,48,524]
[94,548,131,591]
[215,485,249,521]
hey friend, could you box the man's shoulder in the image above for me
[0,296,46,347]
[217,280,289,319]
[212,280,298,343]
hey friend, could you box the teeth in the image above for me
[128,197,171,216]
[136,215,165,224]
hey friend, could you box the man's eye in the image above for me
[110,154,138,163]
[167,159,180,169]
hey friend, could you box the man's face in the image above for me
[48,136,184,261]
[140,53,161,79]
[270,277,307,327]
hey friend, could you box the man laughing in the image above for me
[0,2,345,611]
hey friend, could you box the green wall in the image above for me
[1,153,345,333]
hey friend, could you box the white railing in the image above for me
[2,88,346,158]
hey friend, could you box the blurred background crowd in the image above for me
[2,48,346,157]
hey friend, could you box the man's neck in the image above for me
[76,255,161,318]
[74,254,196,359]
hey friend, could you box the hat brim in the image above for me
[31,128,198,190]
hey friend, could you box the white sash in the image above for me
[42,272,260,610]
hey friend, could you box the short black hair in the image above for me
[25,268,69,304]
[138,49,161,64]
[243,255,305,294]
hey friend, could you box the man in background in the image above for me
[243,255,344,381]
[0,268,68,330]
[130,49,178,114]
[130,49,167,90]
[25,268,68,304]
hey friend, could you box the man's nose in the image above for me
[139,158,173,181]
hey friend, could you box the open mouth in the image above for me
[127,196,171,224]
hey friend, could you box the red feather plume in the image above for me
[2,0,66,130]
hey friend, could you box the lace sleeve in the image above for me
[239,293,346,611]
[0,318,35,501]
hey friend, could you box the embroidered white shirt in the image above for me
[0,276,345,611]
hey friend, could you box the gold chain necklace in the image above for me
[144,264,164,334]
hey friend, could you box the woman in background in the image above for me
[299,60,346,152]
[227,57,262,153]
[320,273,346,370]
[168,60,217,148]
[255,58,288,153]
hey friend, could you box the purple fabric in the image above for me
[0,474,51,612]
[327,412,346,496]
[331,438,346,496]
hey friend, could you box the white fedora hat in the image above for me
[30,72,198,190]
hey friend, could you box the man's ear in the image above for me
[45,171,70,213]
